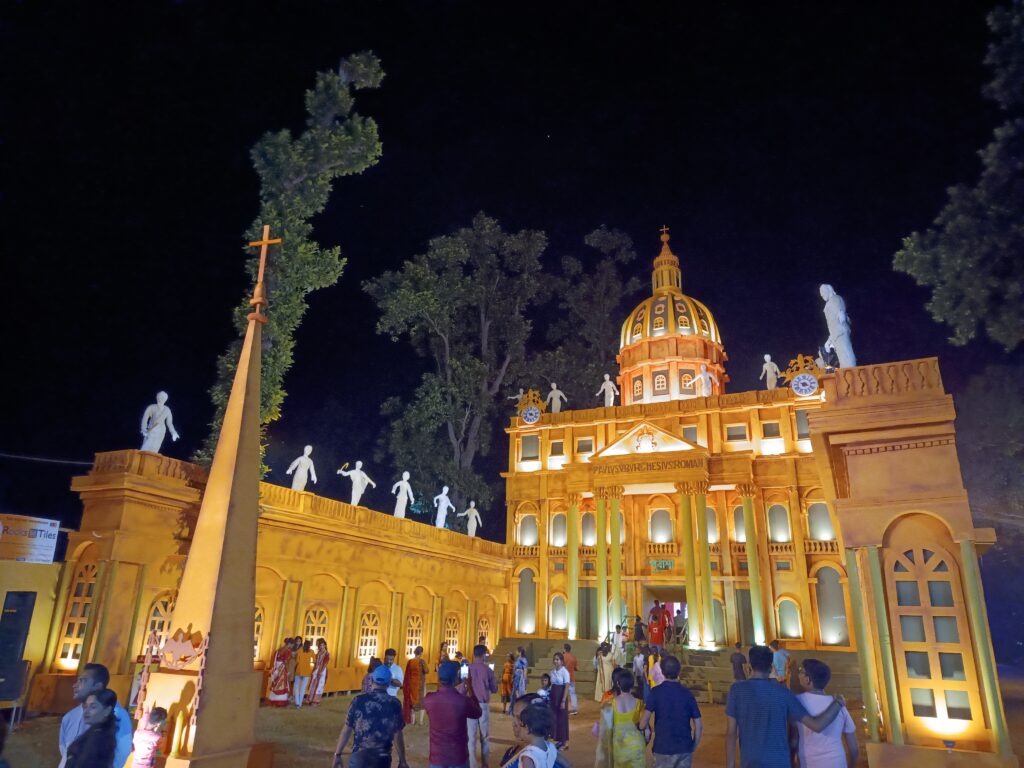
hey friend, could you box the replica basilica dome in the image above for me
[616,228,729,404]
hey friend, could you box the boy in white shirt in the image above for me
[795,659,858,768]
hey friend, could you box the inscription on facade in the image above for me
[595,458,704,475]
[650,559,674,571]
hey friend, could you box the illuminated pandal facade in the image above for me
[503,231,1014,761]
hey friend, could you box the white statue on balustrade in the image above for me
[694,364,719,397]
[433,485,456,529]
[508,388,526,408]
[595,374,620,407]
[391,471,415,518]
[285,445,317,492]
[759,354,781,391]
[337,460,376,506]
[820,283,856,368]
[458,501,483,538]
[140,391,179,454]
[545,382,567,413]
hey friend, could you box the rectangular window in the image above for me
[521,435,540,461]
[775,561,792,571]
[762,422,781,438]
[739,561,749,572]
[583,562,595,572]
[933,616,960,644]
[577,438,594,454]
[910,688,937,717]
[939,652,966,681]
[710,562,718,571]
[795,410,811,439]
[726,424,748,441]
[550,440,564,457]
[553,562,565,572]
[928,581,955,607]
[896,581,921,607]
[682,426,698,442]
[905,651,931,679]
[899,615,926,643]
[945,690,972,720]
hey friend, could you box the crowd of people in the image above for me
[268,636,332,707]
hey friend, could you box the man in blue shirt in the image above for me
[58,663,132,768]
[640,655,702,768]
[726,645,845,768]
[769,639,791,686]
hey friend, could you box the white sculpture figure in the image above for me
[545,382,567,413]
[285,445,317,492]
[391,471,415,518]
[759,354,782,390]
[819,284,856,368]
[595,374,620,407]
[337,460,376,506]
[433,485,456,529]
[458,501,483,538]
[508,388,526,408]
[140,391,179,454]
[694,364,719,397]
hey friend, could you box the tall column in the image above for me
[675,484,699,647]
[609,486,624,632]
[844,548,880,742]
[693,482,714,645]
[959,539,1013,757]
[738,485,766,645]
[595,490,609,639]
[865,545,904,745]
[567,494,581,640]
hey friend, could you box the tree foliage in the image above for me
[526,226,643,404]
[365,213,548,509]
[893,2,1024,351]
[195,53,384,463]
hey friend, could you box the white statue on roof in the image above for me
[286,445,317,491]
[337,460,376,506]
[508,388,526,408]
[433,485,456,529]
[759,355,781,391]
[458,500,483,538]
[694,364,719,398]
[545,382,567,413]
[391,471,415,518]
[820,284,856,368]
[596,374,620,407]
[140,391,179,454]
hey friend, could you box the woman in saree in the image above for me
[500,653,515,713]
[437,641,450,670]
[512,646,529,700]
[305,637,330,706]
[267,638,294,706]
[594,643,618,702]
[402,645,429,725]
[548,652,571,749]
[594,669,648,768]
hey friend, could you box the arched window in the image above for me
[517,569,537,634]
[253,605,265,661]
[550,513,567,547]
[768,505,791,543]
[650,509,672,543]
[303,607,330,645]
[357,611,380,660]
[550,595,567,630]
[632,323,642,338]
[142,592,176,655]
[405,614,424,659]
[807,503,835,541]
[678,315,690,329]
[705,507,719,544]
[778,599,802,639]
[633,379,643,398]
[700,319,709,334]
[59,561,99,667]
[712,599,727,645]
[581,512,597,547]
[653,316,665,331]
[444,615,461,655]
[654,373,667,391]
[733,506,746,543]
[518,515,538,546]
[815,567,849,646]
[477,617,491,648]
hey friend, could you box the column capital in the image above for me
[604,485,625,500]
[674,482,692,495]
[568,493,583,507]
[737,482,757,497]
[690,480,710,495]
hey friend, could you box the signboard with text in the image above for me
[0,514,60,563]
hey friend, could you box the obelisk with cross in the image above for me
[141,226,280,768]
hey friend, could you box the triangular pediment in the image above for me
[594,421,701,458]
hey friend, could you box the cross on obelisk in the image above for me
[659,224,670,236]
[247,224,281,319]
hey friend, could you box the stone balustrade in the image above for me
[826,356,944,403]
[804,539,840,554]
[512,545,540,557]
[91,449,208,485]
[646,542,679,556]
[768,542,795,555]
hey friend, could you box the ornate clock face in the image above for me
[522,405,541,424]
[791,372,819,396]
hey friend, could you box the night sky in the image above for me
[3,2,1019,539]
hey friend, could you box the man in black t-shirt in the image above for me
[640,655,702,768]
[730,642,747,681]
